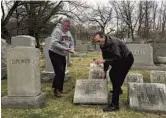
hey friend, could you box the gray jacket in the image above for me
[49,24,74,56]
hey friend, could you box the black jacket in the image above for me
[100,35,131,71]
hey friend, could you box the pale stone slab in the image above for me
[7,47,41,96]
[66,52,72,66]
[150,71,166,84]
[127,44,154,66]
[128,83,166,113]
[125,73,143,83]
[43,37,54,72]
[11,35,36,47]
[73,79,108,104]
[2,93,45,108]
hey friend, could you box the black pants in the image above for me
[49,50,66,92]
[109,53,134,105]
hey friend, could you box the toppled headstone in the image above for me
[128,83,166,113]
[73,79,108,104]
[125,73,143,83]
[150,71,166,84]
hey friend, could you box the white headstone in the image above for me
[127,44,154,66]
[66,52,72,66]
[2,46,45,108]
[150,71,166,84]
[128,83,166,113]
[73,79,108,104]
[125,73,143,83]
[43,37,54,72]
[11,35,36,47]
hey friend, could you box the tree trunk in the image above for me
[35,32,40,48]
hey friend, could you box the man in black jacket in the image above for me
[92,32,134,112]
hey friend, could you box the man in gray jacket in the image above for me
[49,18,75,97]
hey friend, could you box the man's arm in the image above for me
[51,29,66,50]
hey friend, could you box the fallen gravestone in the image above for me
[150,71,166,84]
[128,83,166,113]
[125,73,143,83]
[73,79,108,104]
[2,38,45,108]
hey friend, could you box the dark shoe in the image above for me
[103,104,119,112]
[54,89,62,97]
[110,89,123,94]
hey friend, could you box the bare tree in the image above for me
[1,1,22,43]
[2,0,88,47]
[111,1,138,41]
[85,4,112,33]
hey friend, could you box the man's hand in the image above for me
[95,58,105,64]
[69,49,76,54]
[64,48,76,54]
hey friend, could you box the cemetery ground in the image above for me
[1,52,166,118]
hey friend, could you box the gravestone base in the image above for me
[131,64,166,71]
[125,73,143,83]
[41,70,70,82]
[41,71,54,82]
[2,93,45,109]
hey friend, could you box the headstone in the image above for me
[43,37,54,72]
[66,52,72,66]
[73,79,108,104]
[88,44,95,51]
[150,71,166,84]
[125,44,166,70]
[96,44,101,51]
[127,44,154,66]
[128,83,166,113]
[2,47,45,108]
[75,40,88,53]
[11,35,36,47]
[1,39,7,79]
[125,73,143,83]
[88,63,110,80]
